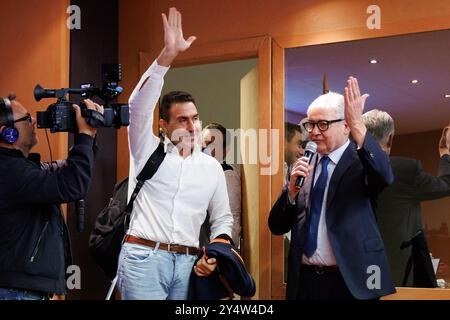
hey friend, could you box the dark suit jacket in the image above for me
[377,155,450,286]
[269,133,395,300]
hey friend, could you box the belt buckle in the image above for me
[315,266,325,275]
[167,243,171,251]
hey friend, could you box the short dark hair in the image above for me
[285,122,302,143]
[204,122,228,150]
[160,91,196,122]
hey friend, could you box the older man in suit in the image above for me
[363,109,450,287]
[269,77,395,300]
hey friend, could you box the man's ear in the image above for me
[159,119,168,135]
[343,120,351,135]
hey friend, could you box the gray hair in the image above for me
[362,109,395,146]
[307,92,345,119]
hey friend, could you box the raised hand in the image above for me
[344,76,369,147]
[439,124,450,157]
[157,7,196,67]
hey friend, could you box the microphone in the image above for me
[76,199,85,233]
[295,141,317,187]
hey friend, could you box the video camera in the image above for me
[35,64,129,133]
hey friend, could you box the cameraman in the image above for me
[0,95,102,300]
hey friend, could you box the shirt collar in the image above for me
[318,139,350,165]
[163,135,175,153]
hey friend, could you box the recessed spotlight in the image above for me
[411,79,419,84]
[369,59,378,64]
[445,94,450,98]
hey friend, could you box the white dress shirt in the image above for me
[126,60,233,248]
[302,139,350,266]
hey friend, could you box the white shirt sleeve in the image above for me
[208,164,234,240]
[128,60,170,164]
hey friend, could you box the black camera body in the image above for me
[35,64,129,133]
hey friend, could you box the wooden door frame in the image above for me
[132,35,273,299]
[270,21,450,299]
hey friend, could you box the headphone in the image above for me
[0,97,19,144]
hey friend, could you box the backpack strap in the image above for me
[124,142,166,230]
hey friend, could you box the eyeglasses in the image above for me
[302,119,344,132]
[13,113,33,124]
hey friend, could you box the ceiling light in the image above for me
[445,94,450,98]
[411,79,419,84]
[369,59,378,64]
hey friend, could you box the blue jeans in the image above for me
[117,242,197,300]
[0,288,50,300]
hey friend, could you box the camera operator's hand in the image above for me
[73,99,103,137]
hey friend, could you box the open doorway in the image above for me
[161,59,261,295]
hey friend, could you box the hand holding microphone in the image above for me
[288,141,317,200]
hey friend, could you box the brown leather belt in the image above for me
[301,264,339,275]
[124,235,201,256]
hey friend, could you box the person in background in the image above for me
[363,109,450,287]
[284,122,305,184]
[283,121,306,281]
[202,122,242,248]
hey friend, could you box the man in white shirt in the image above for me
[117,7,233,300]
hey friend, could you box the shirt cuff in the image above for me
[288,193,296,205]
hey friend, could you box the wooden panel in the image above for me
[270,39,286,299]
[381,287,450,300]
[139,38,262,71]
[240,67,260,299]
[276,15,450,49]
[0,0,70,162]
[257,36,272,300]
